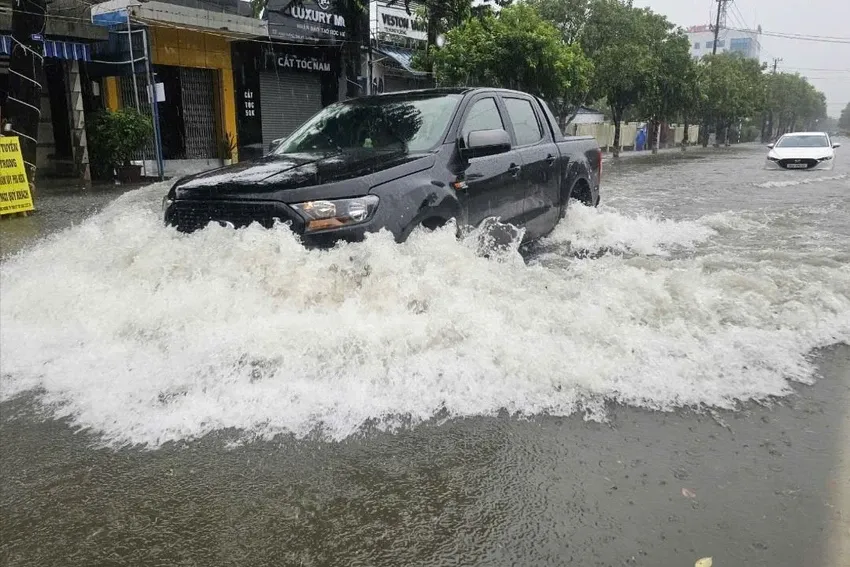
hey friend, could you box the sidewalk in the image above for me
[601,143,752,163]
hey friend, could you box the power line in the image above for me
[728,26,850,44]
[780,66,850,73]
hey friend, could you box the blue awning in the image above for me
[0,35,91,61]
[376,46,429,77]
[44,40,91,61]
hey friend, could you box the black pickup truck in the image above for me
[163,87,601,247]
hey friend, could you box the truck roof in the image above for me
[350,87,543,102]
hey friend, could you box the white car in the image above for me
[766,132,840,170]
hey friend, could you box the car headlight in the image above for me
[290,195,379,232]
[767,155,779,162]
[818,155,833,161]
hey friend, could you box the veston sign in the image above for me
[373,2,427,42]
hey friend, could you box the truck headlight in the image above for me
[162,195,173,213]
[291,195,379,232]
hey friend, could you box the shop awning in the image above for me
[0,35,92,61]
[376,46,429,77]
[44,40,91,61]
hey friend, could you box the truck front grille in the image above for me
[165,200,302,234]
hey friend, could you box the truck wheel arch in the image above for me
[560,176,593,220]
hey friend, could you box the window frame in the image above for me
[456,94,508,148]
[500,95,546,148]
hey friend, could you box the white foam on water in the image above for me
[544,203,716,256]
[1,183,849,448]
[753,173,847,189]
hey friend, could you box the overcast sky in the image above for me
[632,0,850,117]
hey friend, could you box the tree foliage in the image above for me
[764,73,827,136]
[525,0,590,45]
[636,20,694,150]
[431,4,592,106]
[580,0,668,155]
[840,102,850,133]
[697,52,765,142]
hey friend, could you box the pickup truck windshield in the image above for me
[273,94,462,155]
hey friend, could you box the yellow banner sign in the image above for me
[0,136,35,215]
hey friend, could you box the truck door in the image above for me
[500,95,562,240]
[454,95,526,229]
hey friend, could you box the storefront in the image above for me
[231,41,341,160]
[89,0,258,176]
[224,0,356,161]
[368,0,434,93]
[1,33,106,180]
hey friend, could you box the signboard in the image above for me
[277,53,333,73]
[266,0,348,44]
[374,2,427,42]
[0,137,35,216]
[242,88,257,118]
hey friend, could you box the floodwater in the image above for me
[1,143,849,566]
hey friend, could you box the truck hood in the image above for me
[172,149,431,200]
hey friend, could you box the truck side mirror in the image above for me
[460,129,512,159]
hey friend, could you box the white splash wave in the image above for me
[1,182,848,448]
[753,173,847,189]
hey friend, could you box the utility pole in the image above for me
[7,0,47,187]
[711,0,728,55]
[702,0,729,146]
[765,57,782,141]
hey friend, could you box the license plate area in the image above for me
[786,163,807,169]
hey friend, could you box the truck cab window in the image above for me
[504,97,543,146]
[460,98,504,143]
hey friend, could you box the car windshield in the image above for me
[273,94,462,155]
[775,135,830,148]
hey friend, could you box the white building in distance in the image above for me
[687,24,762,60]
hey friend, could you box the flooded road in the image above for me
[2,143,849,566]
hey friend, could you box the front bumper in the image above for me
[765,158,834,170]
[163,199,377,248]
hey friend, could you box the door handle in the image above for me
[508,163,521,177]
[546,154,557,166]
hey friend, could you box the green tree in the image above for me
[764,73,828,138]
[698,52,765,146]
[839,102,850,133]
[412,0,475,72]
[525,0,590,44]
[636,19,693,153]
[431,4,593,109]
[581,0,660,157]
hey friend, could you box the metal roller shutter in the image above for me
[259,71,322,147]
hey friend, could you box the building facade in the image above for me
[89,0,262,177]
[1,0,109,181]
[233,0,357,160]
[368,1,433,93]
[687,24,762,60]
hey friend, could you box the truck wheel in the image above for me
[421,217,446,230]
